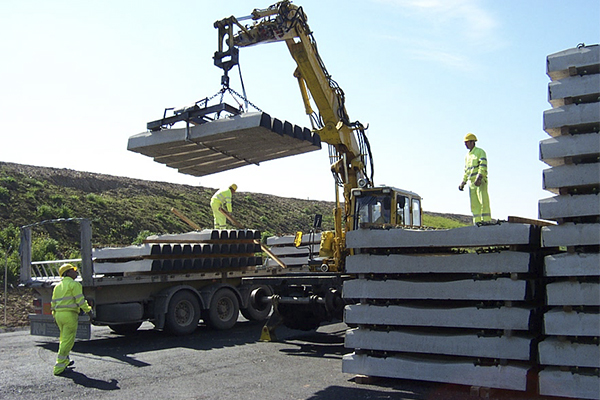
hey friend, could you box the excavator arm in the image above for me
[214,2,374,268]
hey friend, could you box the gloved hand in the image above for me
[474,175,482,187]
[458,182,466,191]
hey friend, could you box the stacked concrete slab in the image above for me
[265,233,321,268]
[342,223,542,392]
[538,44,600,400]
[92,229,262,275]
[127,112,321,177]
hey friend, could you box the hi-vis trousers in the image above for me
[469,180,491,224]
[53,311,78,375]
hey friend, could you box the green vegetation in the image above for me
[0,162,468,284]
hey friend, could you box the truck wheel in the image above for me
[165,290,201,336]
[109,322,142,335]
[240,285,272,321]
[206,288,239,330]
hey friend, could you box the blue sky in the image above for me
[1,0,598,221]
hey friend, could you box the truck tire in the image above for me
[165,290,201,336]
[206,288,239,330]
[109,322,142,335]
[240,285,272,321]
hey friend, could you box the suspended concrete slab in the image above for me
[541,223,600,247]
[542,164,600,193]
[128,112,321,177]
[543,103,600,137]
[548,74,600,107]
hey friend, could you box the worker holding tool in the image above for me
[51,264,93,375]
[210,183,237,229]
[459,133,492,224]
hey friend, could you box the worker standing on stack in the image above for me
[51,264,93,376]
[210,183,237,229]
[459,133,492,224]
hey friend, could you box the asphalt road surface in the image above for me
[1,319,562,400]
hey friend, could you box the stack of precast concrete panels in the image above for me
[127,112,321,177]
[538,44,600,400]
[342,223,542,393]
[266,233,321,268]
[93,230,262,275]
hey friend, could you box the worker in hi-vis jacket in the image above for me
[210,183,237,229]
[459,133,492,224]
[51,264,93,375]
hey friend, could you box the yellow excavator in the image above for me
[143,1,423,331]
[213,1,422,272]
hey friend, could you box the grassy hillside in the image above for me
[0,161,469,282]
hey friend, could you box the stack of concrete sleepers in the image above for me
[127,112,321,177]
[93,229,262,275]
[266,233,321,268]
[342,223,542,393]
[538,44,600,400]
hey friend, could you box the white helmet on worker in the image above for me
[464,133,478,142]
[58,263,77,277]
[229,183,237,191]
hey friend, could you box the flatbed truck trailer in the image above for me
[19,218,287,338]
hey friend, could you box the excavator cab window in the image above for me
[354,194,391,229]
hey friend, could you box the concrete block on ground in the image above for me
[346,223,534,249]
[544,252,600,276]
[343,278,528,301]
[539,368,600,400]
[548,74,600,107]
[346,251,531,274]
[539,133,600,167]
[547,44,600,81]
[542,163,600,193]
[543,103,600,137]
[539,338,600,368]
[544,308,600,336]
[345,328,531,360]
[539,194,600,220]
[344,304,532,330]
[546,281,600,306]
[127,112,321,177]
[342,353,529,391]
[541,223,600,247]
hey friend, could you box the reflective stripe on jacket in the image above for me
[463,146,488,184]
[210,188,232,213]
[51,276,92,314]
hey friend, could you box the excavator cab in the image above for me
[351,186,422,229]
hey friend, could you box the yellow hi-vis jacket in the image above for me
[51,276,92,315]
[210,188,233,213]
[463,146,488,185]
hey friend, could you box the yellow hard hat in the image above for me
[58,263,77,277]
[464,133,478,142]
[230,183,237,191]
